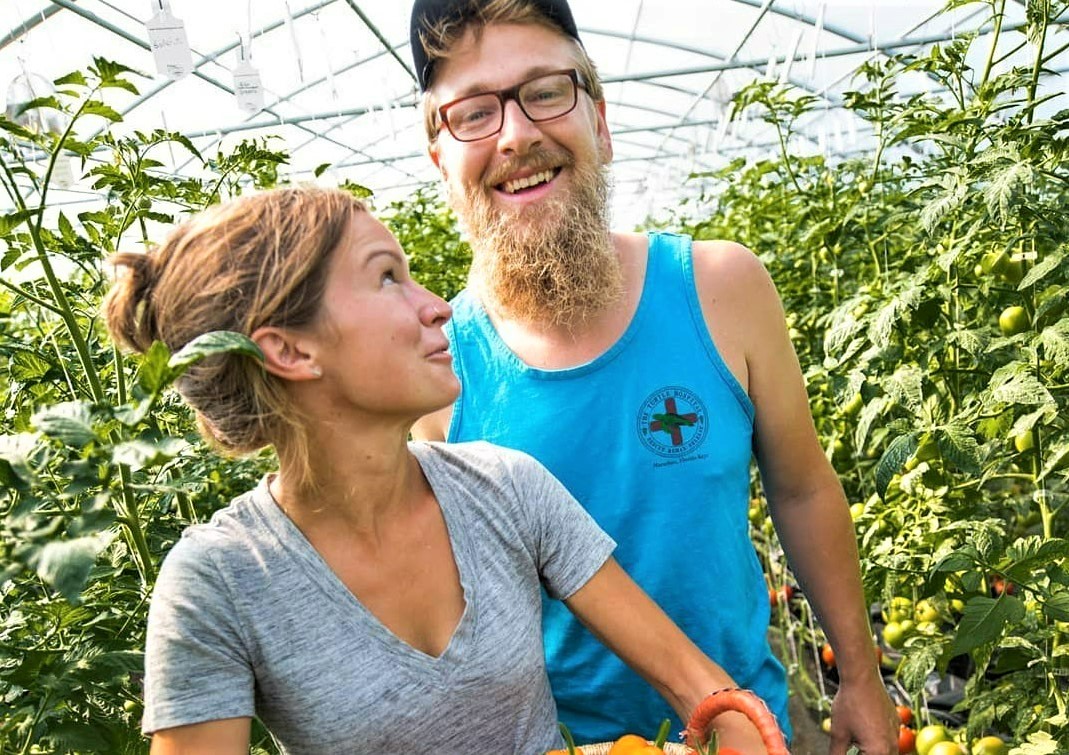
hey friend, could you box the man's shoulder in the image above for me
[688,237,771,292]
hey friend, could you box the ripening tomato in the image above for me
[896,705,914,726]
[821,642,836,668]
[899,725,917,754]
[971,736,1008,755]
[915,724,951,755]
[608,734,654,755]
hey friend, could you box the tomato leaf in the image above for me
[1018,249,1064,289]
[949,595,1025,657]
[876,433,918,498]
[168,330,263,375]
[898,641,943,693]
[936,423,981,473]
[31,402,97,448]
[1041,593,1069,622]
[31,533,114,605]
[1038,319,1069,367]
[932,547,979,572]
[987,365,1055,407]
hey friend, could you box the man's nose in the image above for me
[496,99,542,154]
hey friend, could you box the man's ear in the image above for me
[429,140,446,178]
[251,326,320,381]
[594,99,613,163]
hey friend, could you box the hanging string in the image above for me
[316,11,339,101]
[807,2,825,82]
[283,0,305,83]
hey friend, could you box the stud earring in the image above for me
[310,366,322,378]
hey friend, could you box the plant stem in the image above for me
[978,0,1006,88]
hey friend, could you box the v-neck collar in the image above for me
[249,444,476,682]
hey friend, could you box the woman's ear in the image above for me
[251,326,321,381]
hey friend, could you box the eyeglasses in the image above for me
[436,69,588,143]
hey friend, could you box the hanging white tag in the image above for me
[50,154,76,189]
[146,5,193,80]
[233,59,264,113]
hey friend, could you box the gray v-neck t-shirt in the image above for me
[142,441,615,754]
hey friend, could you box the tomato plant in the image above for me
[653,0,1069,748]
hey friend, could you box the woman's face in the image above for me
[305,212,459,422]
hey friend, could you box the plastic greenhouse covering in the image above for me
[1,0,1066,227]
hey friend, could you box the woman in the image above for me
[105,186,769,754]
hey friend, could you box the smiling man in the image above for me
[408,1,898,752]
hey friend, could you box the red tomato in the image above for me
[896,705,914,726]
[820,642,836,668]
[899,725,917,754]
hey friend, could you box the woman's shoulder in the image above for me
[412,440,547,484]
[157,483,274,578]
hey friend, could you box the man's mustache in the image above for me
[482,148,574,188]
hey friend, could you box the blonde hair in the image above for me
[418,0,604,142]
[104,186,366,487]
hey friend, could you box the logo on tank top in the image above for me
[636,386,709,458]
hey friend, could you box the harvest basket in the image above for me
[572,688,790,755]
[576,743,692,754]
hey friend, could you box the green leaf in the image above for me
[314,162,331,177]
[1042,593,1069,622]
[339,179,373,199]
[31,402,97,448]
[0,433,38,489]
[135,340,175,395]
[937,423,981,473]
[14,95,62,118]
[111,437,188,471]
[53,71,88,88]
[875,432,918,498]
[932,548,978,572]
[0,115,35,140]
[1038,320,1069,366]
[898,641,943,695]
[82,99,123,123]
[32,532,114,604]
[949,595,1025,657]
[989,371,1054,406]
[1018,249,1064,289]
[168,330,263,375]
[0,208,39,236]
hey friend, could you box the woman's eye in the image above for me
[382,269,398,285]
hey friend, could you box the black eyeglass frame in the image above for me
[435,68,589,143]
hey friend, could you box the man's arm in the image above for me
[411,405,452,441]
[149,718,251,755]
[692,240,897,755]
[565,558,772,753]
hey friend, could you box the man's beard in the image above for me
[449,148,623,329]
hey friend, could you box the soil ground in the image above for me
[787,691,831,754]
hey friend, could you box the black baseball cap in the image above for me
[410,0,583,91]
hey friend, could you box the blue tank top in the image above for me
[445,232,790,745]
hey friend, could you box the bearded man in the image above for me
[409,1,898,753]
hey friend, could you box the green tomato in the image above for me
[971,737,1008,755]
[998,306,1030,336]
[915,599,939,623]
[843,392,864,417]
[849,502,866,521]
[916,620,939,636]
[884,597,913,624]
[882,620,908,649]
[1013,430,1035,454]
[928,742,966,755]
[915,725,951,755]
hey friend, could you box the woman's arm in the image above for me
[564,558,772,754]
[149,717,251,755]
